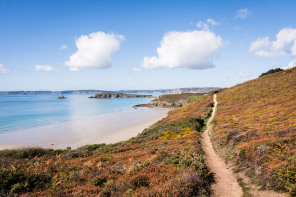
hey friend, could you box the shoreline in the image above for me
[0,107,171,150]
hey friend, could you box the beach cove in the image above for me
[0,107,170,150]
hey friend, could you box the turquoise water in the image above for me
[0,94,153,133]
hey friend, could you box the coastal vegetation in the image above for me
[213,67,296,194]
[1,67,295,196]
[136,93,206,108]
[0,94,214,196]
[259,68,283,77]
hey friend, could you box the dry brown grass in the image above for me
[213,67,296,194]
[0,94,214,196]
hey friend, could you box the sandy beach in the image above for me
[0,107,170,150]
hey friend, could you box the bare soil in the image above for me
[202,94,243,197]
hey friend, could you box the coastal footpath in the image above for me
[0,68,295,196]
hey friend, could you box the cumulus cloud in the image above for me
[131,68,142,72]
[250,28,296,57]
[283,60,296,69]
[235,8,251,19]
[35,65,58,72]
[249,37,271,53]
[196,18,219,30]
[65,31,125,71]
[60,45,67,49]
[141,30,223,69]
[0,64,12,74]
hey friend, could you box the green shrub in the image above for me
[187,95,203,103]
[78,143,106,152]
[0,148,55,159]
[0,170,50,194]
[93,176,107,187]
[259,68,283,77]
[101,155,113,162]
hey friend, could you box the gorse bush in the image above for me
[131,116,206,143]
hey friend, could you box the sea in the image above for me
[0,94,155,133]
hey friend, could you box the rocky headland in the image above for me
[135,93,206,108]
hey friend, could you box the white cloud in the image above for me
[65,31,125,71]
[271,28,296,52]
[60,45,67,49]
[141,30,223,69]
[250,28,296,58]
[35,65,58,72]
[238,72,252,78]
[207,18,219,26]
[0,64,11,74]
[196,18,219,30]
[131,68,142,72]
[196,21,209,30]
[235,8,251,19]
[249,37,271,52]
[283,60,296,69]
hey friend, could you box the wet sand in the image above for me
[0,107,170,150]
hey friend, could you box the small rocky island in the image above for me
[89,93,153,99]
[58,95,65,99]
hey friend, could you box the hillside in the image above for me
[213,67,296,194]
[135,93,206,108]
[1,67,295,196]
[0,94,214,196]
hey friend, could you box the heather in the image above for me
[213,67,296,194]
[0,94,214,196]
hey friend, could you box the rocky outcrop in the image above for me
[148,99,188,108]
[89,93,153,99]
[58,95,65,99]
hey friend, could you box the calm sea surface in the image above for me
[0,94,154,133]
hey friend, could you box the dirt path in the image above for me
[202,94,243,197]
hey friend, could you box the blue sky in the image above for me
[0,0,296,91]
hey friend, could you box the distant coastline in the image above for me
[89,93,153,99]
[0,87,220,95]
